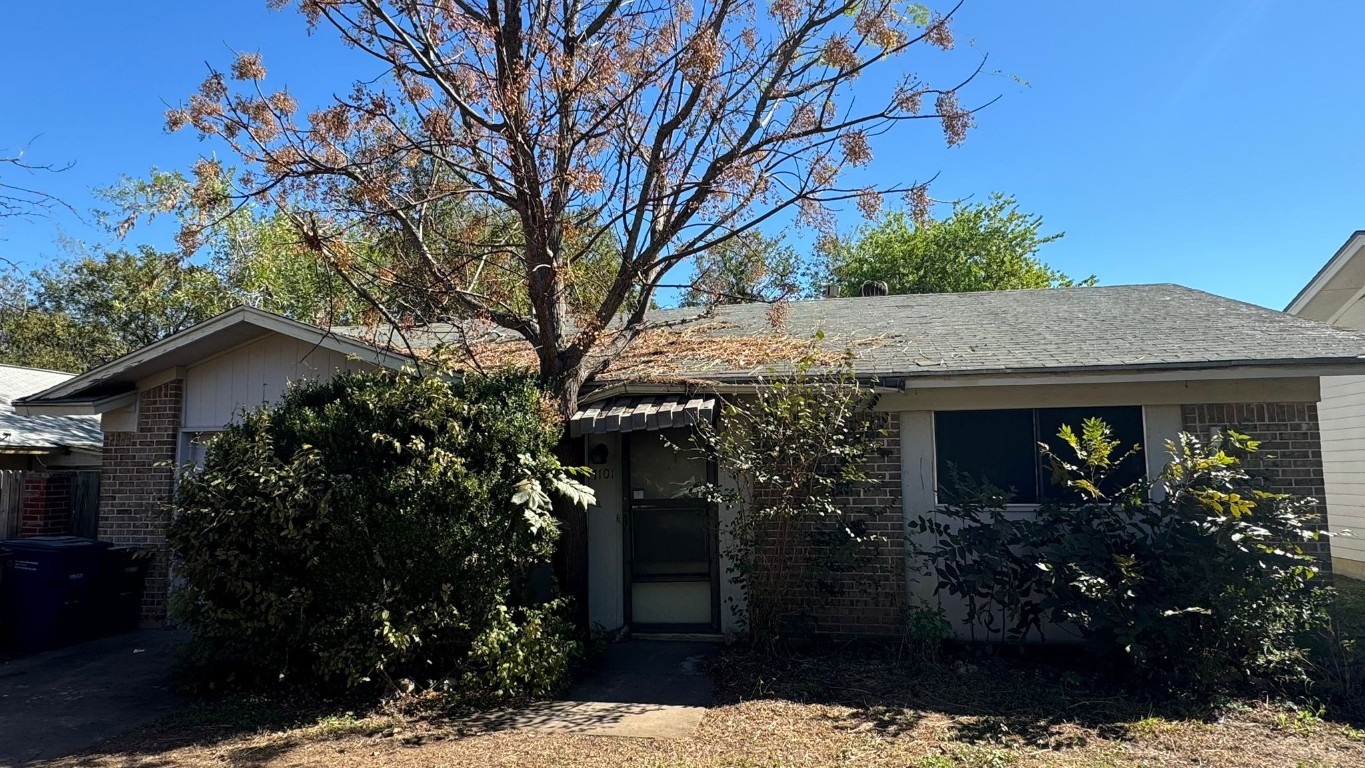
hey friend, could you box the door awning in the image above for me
[570,394,716,437]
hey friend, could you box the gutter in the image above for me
[13,390,139,417]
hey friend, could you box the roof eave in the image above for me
[589,357,1365,390]
[14,306,414,407]
[1286,230,1365,314]
[13,390,139,416]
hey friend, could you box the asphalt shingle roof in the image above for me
[0,365,102,449]
[345,284,1365,382]
[641,283,1365,379]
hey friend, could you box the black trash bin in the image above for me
[92,546,153,637]
[0,536,105,653]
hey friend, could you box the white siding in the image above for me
[182,333,373,430]
[1319,375,1365,573]
[584,432,624,632]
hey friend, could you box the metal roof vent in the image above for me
[860,280,889,297]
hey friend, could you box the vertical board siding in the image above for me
[1319,375,1365,571]
[182,335,376,430]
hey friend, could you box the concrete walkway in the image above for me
[462,640,717,739]
[0,630,184,765]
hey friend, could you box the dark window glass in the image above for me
[1036,406,1145,501]
[934,406,1146,505]
[630,502,711,577]
[934,409,1039,503]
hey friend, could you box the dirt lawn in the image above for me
[33,644,1365,768]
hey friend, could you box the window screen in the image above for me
[630,502,711,577]
[935,406,1145,504]
[934,409,1039,502]
[1035,406,1146,501]
[627,429,707,500]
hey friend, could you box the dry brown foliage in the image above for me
[168,0,987,412]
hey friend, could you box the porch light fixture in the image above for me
[588,442,610,466]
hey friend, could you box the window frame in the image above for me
[177,428,224,472]
[930,405,1150,509]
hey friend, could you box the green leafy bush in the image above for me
[462,598,582,699]
[916,419,1331,694]
[692,357,889,642]
[168,370,592,695]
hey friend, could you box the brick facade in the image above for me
[1179,402,1331,570]
[764,414,905,639]
[18,472,74,537]
[99,379,184,622]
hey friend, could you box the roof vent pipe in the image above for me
[860,280,889,297]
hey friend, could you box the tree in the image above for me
[98,170,374,327]
[0,140,73,235]
[0,246,235,372]
[681,231,804,307]
[692,359,888,640]
[824,193,1094,296]
[170,0,983,414]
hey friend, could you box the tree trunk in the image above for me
[539,345,587,421]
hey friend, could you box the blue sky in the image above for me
[1,0,1360,310]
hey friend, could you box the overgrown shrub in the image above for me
[692,357,889,642]
[916,419,1332,695]
[168,370,593,695]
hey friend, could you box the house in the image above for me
[0,364,103,539]
[1287,230,1365,579]
[14,283,1365,635]
[0,364,102,471]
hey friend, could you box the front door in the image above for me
[623,429,718,631]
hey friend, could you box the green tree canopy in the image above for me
[681,232,803,307]
[0,246,235,372]
[825,193,1094,297]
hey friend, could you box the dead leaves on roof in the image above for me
[422,322,889,382]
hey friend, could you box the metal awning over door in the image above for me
[569,394,716,437]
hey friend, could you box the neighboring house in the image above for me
[0,364,104,539]
[0,364,102,470]
[1287,230,1365,579]
[15,284,1365,635]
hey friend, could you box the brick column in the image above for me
[99,379,184,622]
[18,472,74,537]
[1180,403,1330,572]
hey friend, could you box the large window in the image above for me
[934,406,1146,504]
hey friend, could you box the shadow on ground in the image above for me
[454,640,716,738]
[709,645,1364,752]
[29,639,720,765]
[0,629,186,766]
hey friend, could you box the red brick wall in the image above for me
[758,414,905,639]
[817,413,904,637]
[99,379,184,622]
[1180,402,1331,570]
[18,472,74,537]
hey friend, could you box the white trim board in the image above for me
[15,306,412,410]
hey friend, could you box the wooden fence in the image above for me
[0,470,22,539]
[0,470,102,540]
[71,471,100,539]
